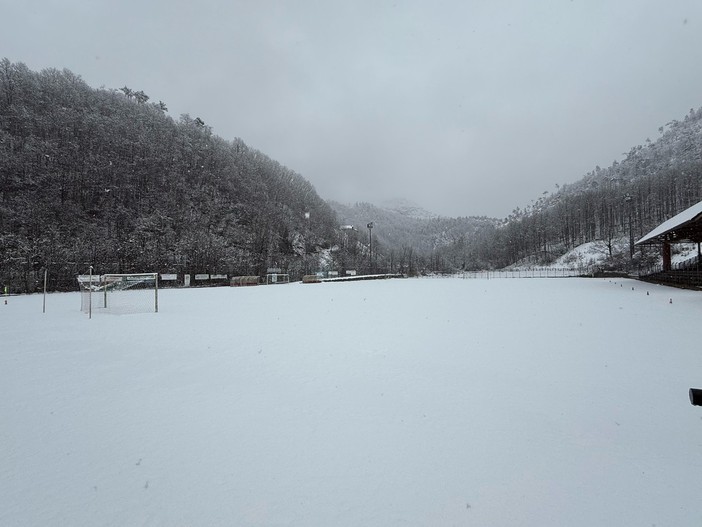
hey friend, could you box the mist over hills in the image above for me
[329,200,497,271]
[377,198,439,220]
[2,58,701,291]
[332,106,702,272]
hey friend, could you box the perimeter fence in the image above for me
[457,268,592,279]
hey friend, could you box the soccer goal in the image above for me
[78,272,158,315]
[266,273,290,285]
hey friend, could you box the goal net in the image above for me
[266,273,290,285]
[78,273,158,315]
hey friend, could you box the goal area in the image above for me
[78,273,158,315]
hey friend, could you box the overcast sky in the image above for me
[3,1,702,218]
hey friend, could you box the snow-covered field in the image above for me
[2,277,702,526]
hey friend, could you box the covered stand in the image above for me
[635,201,702,271]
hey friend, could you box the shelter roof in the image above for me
[636,200,702,245]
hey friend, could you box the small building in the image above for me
[635,201,702,271]
[636,201,702,288]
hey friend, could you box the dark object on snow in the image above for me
[689,388,702,406]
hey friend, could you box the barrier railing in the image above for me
[638,254,700,278]
[459,268,591,279]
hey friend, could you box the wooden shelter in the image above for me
[635,201,702,271]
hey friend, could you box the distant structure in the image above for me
[636,201,702,287]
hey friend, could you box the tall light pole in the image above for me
[304,212,310,275]
[367,222,374,274]
[624,193,633,264]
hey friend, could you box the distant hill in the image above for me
[329,200,498,272]
[377,198,438,220]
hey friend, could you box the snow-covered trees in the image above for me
[0,60,339,292]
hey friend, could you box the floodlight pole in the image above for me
[304,212,311,275]
[88,265,93,319]
[42,268,47,313]
[625,193,634,263]
[367,222,374,274]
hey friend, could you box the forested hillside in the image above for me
[432,107,702,271]
[0,59,338,291]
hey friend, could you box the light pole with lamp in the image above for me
[367,222,374,274]
[624,193,633,264]
[304,212,310,276]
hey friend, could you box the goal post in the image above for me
[77,270,101,316]
[77,272,158,315]
[266,273,290,285]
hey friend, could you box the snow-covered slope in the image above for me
[551,240,615,268]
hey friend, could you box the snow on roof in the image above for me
[636,200,702,245]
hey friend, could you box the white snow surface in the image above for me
[2,278,702,526]
[550,240,611,268]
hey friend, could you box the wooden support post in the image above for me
[662,242,672,272]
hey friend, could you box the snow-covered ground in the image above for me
[550,240,614,268]
[519,239,699,271]
[2,278,702,526]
